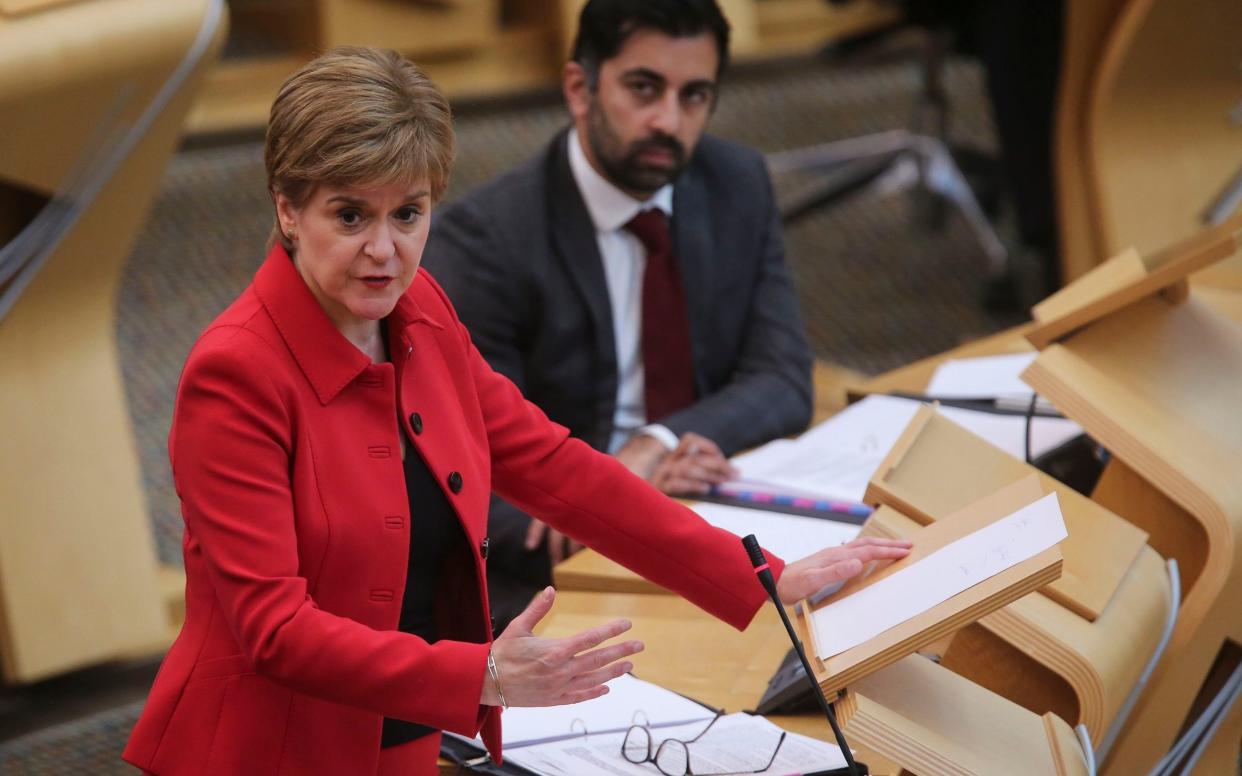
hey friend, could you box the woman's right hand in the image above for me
[484,586,644,708]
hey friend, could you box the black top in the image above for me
[380,438,467,749]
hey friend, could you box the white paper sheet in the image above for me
[726,395,1082,506]
[692,502,860,561]
[503,712,848,776]
[935,403,1082,461]
[494,673,715,747]
[927,353,1058,413]
[812,492,1067,660]
[730,395,922,503]
[927,353,1039,399]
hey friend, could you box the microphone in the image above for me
[743,534,864,776]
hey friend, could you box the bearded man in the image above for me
[422,0,813,629]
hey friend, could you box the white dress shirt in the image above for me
[567,129,680,454]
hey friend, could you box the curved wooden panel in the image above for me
[1024,291,1242,774]
[0,0,226,681]
[866,460,1170,747]
[1074,0,1242,276]
[1055,0,1132,282]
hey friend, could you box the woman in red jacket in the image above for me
[123,46,910,775]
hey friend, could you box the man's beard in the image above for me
[586,100,686,196]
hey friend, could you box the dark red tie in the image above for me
[625,208,696,422]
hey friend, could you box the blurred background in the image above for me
[1,0,1239,771]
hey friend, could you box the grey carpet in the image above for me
[0,702,142,775]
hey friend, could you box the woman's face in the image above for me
[275,180,432,338]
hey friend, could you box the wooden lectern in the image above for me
[837,654,1091,776]
[862,406,1173,753]
[1022,221,1242,774]
[794,479,1063,699]
[0,0,226,681]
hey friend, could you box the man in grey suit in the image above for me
[423,0,812,627]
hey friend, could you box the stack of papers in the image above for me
[727,394,1084,505]
[729,395,921,504]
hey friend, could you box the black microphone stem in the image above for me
[771,589,859,776]
[742,534,862,776]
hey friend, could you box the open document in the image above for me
[504,713,848,776]
[445,674,847,775]
[495,673,713,747]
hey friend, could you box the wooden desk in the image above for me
[531,590,903,775]
[554,546,668,596]
[0,0,225,683]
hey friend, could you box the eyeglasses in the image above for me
[621,712,786,776]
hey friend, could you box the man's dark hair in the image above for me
[571,0,731,87]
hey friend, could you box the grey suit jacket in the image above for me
[423,130,813,460]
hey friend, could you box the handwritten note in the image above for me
[812,493,1067,660]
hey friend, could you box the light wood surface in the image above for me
[553,545,667,596]
[1023,274,1242,771]
[186,21,562,136]
[862,408,1173,748]
[854,499,1161,750]
[853,500,1171,762]
[533,590,790,715]
[1086,0,1242,262]
[865,406,1147,622]
[1028,218,1241,349]
[1056,0,1242,283]
[837,654,1090,776]
[1054,0,1133,282]
[0,0,79,16]
[317,0,499,56]
[553,0,900,60]
[0,0,225,682]
[186,0,902,135]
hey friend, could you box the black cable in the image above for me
[1024,391,1039,464]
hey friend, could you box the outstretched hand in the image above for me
[774,536,913,605]
[484,587,644,708]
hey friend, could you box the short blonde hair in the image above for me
[264,47,455,251]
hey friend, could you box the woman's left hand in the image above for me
[775,536,913,605]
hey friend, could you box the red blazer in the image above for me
[123,245,783,775]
